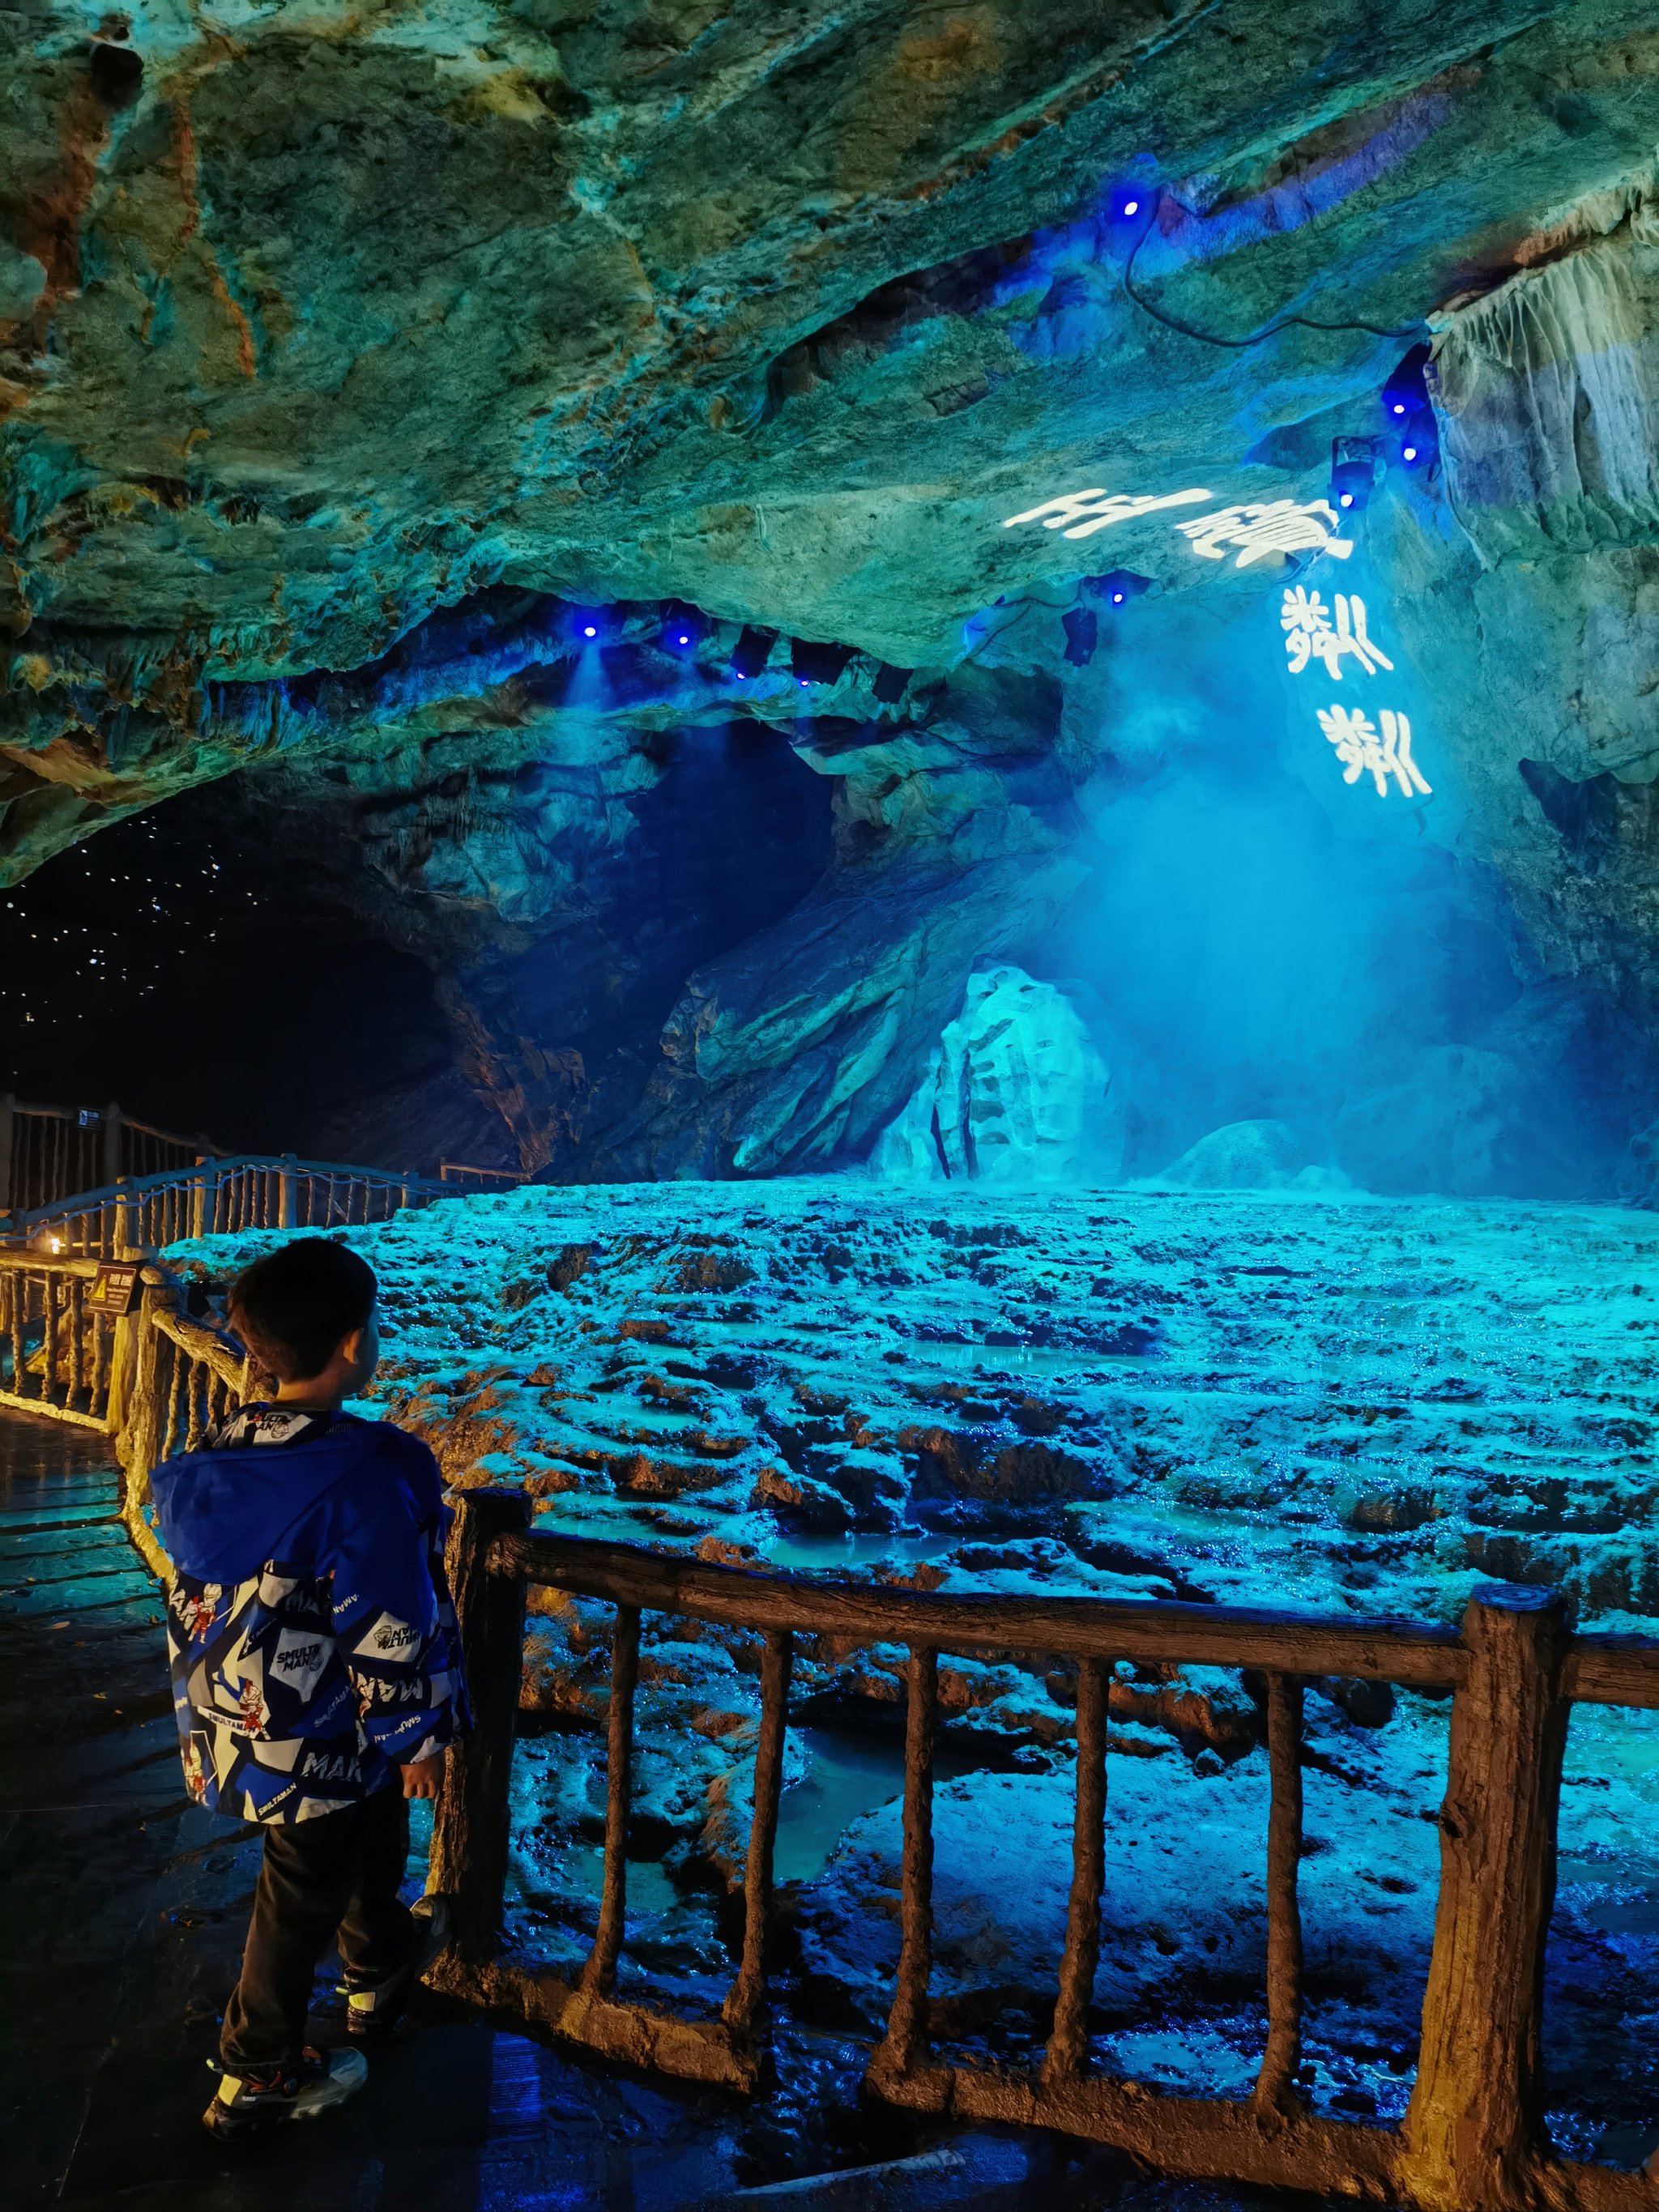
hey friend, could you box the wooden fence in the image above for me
[0,1249,254,1570]
[429,1494,1659,2212]
[2,1153,447,1259]
[0,1251,133,1432]
[438,1160,527,1189]
[0,1093,215,1215]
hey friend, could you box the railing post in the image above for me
[1399,1585,1572,2212]
[279,1154,297,1230]
[117,1282,168,1536]
[1043,1653,1109,2087]
[1254,1673,1306,2117]
[190,1160,207,1242]
[582,1603,642,1998]
[428,1489,531,1960]
[106,1285,143,1439]
[723,1628,794,2046]
[101,1101,123,1187]
[871,1643,938,2082]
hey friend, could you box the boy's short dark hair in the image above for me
[229,1238,377,1383]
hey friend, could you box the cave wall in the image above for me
[6,6,1659,1191]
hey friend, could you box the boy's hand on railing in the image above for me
[399,1752,447,1800]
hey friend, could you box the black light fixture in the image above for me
[1061,608,1098,667]
[1381,343,1432,425]
[1330,437,1382,514]
[731,625,777,680]
[659,599,705,653]
[790,637,855,687]
[1085,569,1151,607]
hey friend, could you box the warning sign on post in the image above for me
[87,1261,142,1315]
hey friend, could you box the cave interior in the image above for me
[7,0,1659,2200]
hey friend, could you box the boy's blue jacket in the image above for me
[152,1405,468,1824]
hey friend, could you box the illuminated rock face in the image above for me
[872,965,1123,1185]
[6,4,1659,1182]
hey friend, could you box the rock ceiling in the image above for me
[4,2,1659,1177]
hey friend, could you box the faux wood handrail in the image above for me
[488,1528,1473,1688]
[150,1304,249,1395]
[429,1498,1659,2212]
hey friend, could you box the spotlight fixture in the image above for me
[1061,607,1098,667]
[1381,343,1432,425]
[659,599,706,653]
[731,624,777,680]
[1085,569,1151,607]
[1110,185,1147,222]
[872,662,913,705]
[790,637,856,687]
[569,606,608,644]
[1329,437,1382,514]
[1396,404,1437,469]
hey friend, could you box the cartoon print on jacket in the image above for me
[153,1406,468,1824]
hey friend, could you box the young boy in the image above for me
[152,1237,467,2137]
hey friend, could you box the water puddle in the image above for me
[758,1530,955,1575]
[774,1723,984,1887]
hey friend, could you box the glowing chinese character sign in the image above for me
[1280,589,1393,680]
[1280,590,1429,799]
[1002,485,1213,539]
[1178,500,1354,568]
[1316,705,1431,798]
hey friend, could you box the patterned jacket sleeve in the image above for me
[325,1447,465,1767]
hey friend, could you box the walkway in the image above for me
[0,1408,1137,2212]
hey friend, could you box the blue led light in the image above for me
[1403,445,1418,462]
[583,624,597,637]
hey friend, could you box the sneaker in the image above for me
[203,2045,368,2137]
[343,1894,451,2039]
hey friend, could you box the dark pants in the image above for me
[221,1787,414,2069]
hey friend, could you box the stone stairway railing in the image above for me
[430,1494,1659,2212]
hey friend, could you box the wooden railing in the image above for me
[0,1249,252,1566]
[3,1153,448,1259]
[429,1494,1659,2212]
[0,1093,215,1215]
[0,1251,136,1432]
[438,1160,527,1189]
[118,1285,254,1576]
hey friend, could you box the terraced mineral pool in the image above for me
[161,1180,1659,2152]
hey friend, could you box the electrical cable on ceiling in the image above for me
[1120,194,1421,348]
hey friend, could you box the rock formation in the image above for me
[6,4,1659,1188]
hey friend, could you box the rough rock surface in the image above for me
[164,1181,1659,2146]
[872,964,1122,1184]
[9,7,1659,1178]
